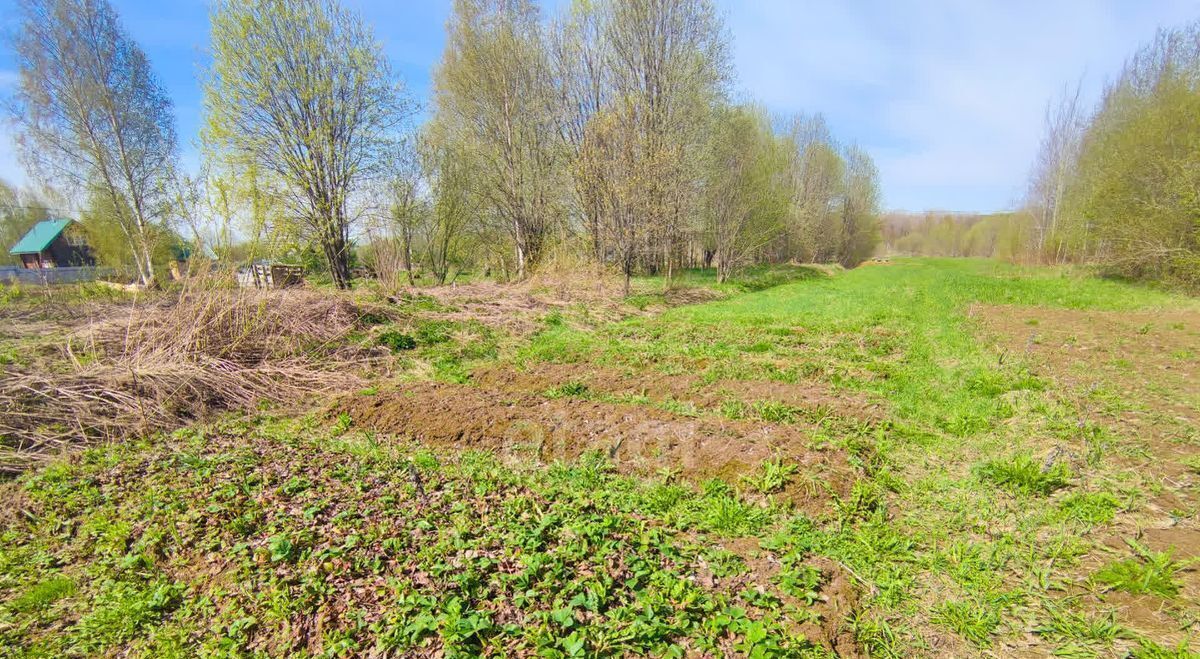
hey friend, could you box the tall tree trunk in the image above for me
[400,229,415,286]
[140,237,156,286]
[515,236,527,280]
[323,222,351,290]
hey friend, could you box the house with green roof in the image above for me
[9,218,95,269]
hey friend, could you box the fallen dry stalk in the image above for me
[1,278,387,475]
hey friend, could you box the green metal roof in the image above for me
[9,219,72,255]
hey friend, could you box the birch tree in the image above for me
[549,3,610,262]
[838,145,882,267]
[1026,81,1084,262]
[11,0,178,285]
[1067,22,1200,288]
[418,126,476,285]
[575,103,648,294]
[782,114,844,263]
[603,0,730,278]
[0,180,54,266]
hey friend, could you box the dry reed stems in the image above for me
[0,277,383,474]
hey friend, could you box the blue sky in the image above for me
[1,0,1197,212]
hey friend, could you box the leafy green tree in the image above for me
[703,105,790,282]
[203,0,411,289]
[432,0,562,280]
[1067,22,1200,288]
[602,0,730,278]
[78,188,183,277]
[1021,19,1200,290]
[0,180,53,266]
[419,128,477,285]
[778,115,844,263]
[838,145,882,267]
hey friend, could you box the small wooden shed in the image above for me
[236,262,304,289]
[9,219,95,269]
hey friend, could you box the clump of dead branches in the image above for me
[1,279,389,475]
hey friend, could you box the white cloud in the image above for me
[719,0,1200,211]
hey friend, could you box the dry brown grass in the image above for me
[523,244,629,301]
[410,249,636,337]
[0,278,387,474]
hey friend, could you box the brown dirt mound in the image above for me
[471,362,885,424]
[806,557,863,658]
[337,381,855,511]
[695,535,861,657]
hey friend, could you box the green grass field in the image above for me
[2,258,1197,657]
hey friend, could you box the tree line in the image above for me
[891,18,1200,292]
[881,211,1026,260]
[1027,18,1200,290]
[3,0,882,288]
[410,0,881,290]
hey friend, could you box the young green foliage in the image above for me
[204,0,411,289]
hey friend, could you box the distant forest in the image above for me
[881,212,1026,260]
[886,20,1200,292]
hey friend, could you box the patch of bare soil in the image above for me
[1102,591,1188,646]
[336,381,856,512]
[804,557,863,658]
[470,362,885,424]
[976,304,1200,650]
[1142,526,1200,560]
[973,304,1199,467]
